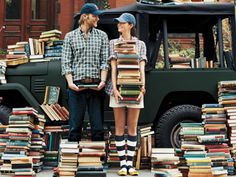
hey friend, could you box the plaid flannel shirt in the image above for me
[105,36,147,96]
[61,27,109,81]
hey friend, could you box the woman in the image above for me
[106,13,147,176]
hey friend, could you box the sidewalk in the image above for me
[1,169,153,177]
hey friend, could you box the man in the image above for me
[61,3,109,141]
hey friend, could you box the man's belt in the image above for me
[78,78,100,83]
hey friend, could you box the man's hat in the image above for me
[80,3,102,16]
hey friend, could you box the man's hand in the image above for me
[68,83,86,92]
[90,81,106,91]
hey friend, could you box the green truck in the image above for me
[0,2,235,147]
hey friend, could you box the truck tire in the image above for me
[0,105,11,125]
[155,104,201,148]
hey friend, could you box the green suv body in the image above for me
[0,2,235,147]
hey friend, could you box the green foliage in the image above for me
[0,49,7,55]
[86,0,110,9]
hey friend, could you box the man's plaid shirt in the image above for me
[61,27,109,81]
[105,36,147,96]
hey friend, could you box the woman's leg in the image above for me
[126,108,140,175]
[114,107,127,174]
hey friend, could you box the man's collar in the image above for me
[78,26,93,34]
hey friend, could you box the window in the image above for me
[5,0,21,19]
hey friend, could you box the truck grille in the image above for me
[33,79,46,93]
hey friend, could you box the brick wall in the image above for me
[58,0,136,37]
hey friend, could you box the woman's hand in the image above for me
[113,89,123,103]
[137,87,146,101]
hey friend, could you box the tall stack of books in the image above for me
[0,61,6,84]
[218,81,236,175]
[151,148,182,177]
[5,42,29,66]
[29,114,46,172]
[137,124,154,169]
[114,41,142,104]
[0,107,37,175]
[56,139,79,177]
[180,143,205,177]
[77,141,106,177]
[43,125,69,169]
[0,125,8,165]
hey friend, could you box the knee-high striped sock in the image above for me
[127,135,137,167]
[115,135,126,167]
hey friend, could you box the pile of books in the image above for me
[136,124,154,169]
[151,148,182,177]
[3,42,28,66]
[43,125,69,169]
[114,41,141,104]
[0,61,6,84]
[56,139,79,177]
[29,29,63,62]
[77,141,106,177]
[0,107,39,176]
[41,86,69,122]
[0,124,8,165]
[29,114,46,172]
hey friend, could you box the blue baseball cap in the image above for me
[80,3,102,16]
[114,13,136,26]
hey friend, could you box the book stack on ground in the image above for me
[114,41,142,104]
[43,125,69,169]
[0,61,6,84]
[180,122,204,145]
[4,41,29,66]
[56,139,79,177]
[136,124,154,169]
[179,144,206,177]
[41,86,69,122]
[11,157,35,177]
[0,125,8,165]
[77,141,106,177]
[151,148,182,177]
[29,114,46,172]
[0,107,37,175]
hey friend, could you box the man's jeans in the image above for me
[67,87,104,141]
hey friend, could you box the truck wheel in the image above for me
[155,104,201,148]
[0,105,11,125]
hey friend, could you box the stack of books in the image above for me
[0,125,8,165]
[56,139,79,177]
[179,143,206,177]
[5,42,29,66]
[11,157,35,177]
[29,114,46,172]
[43,125,69,169]
[180,122,204,145]
[41,86,69,122]
[151,148,182,177]
[136,124,154,169]
[114,41,142,104]
[77,141,106,177]
[0,107,38,175]
[28,29,63,62]
[0,61,6,84]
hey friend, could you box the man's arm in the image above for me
[98,32,109,90]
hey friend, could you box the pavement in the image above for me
[1,169,154,177]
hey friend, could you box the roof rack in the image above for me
[138,0,162,5]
